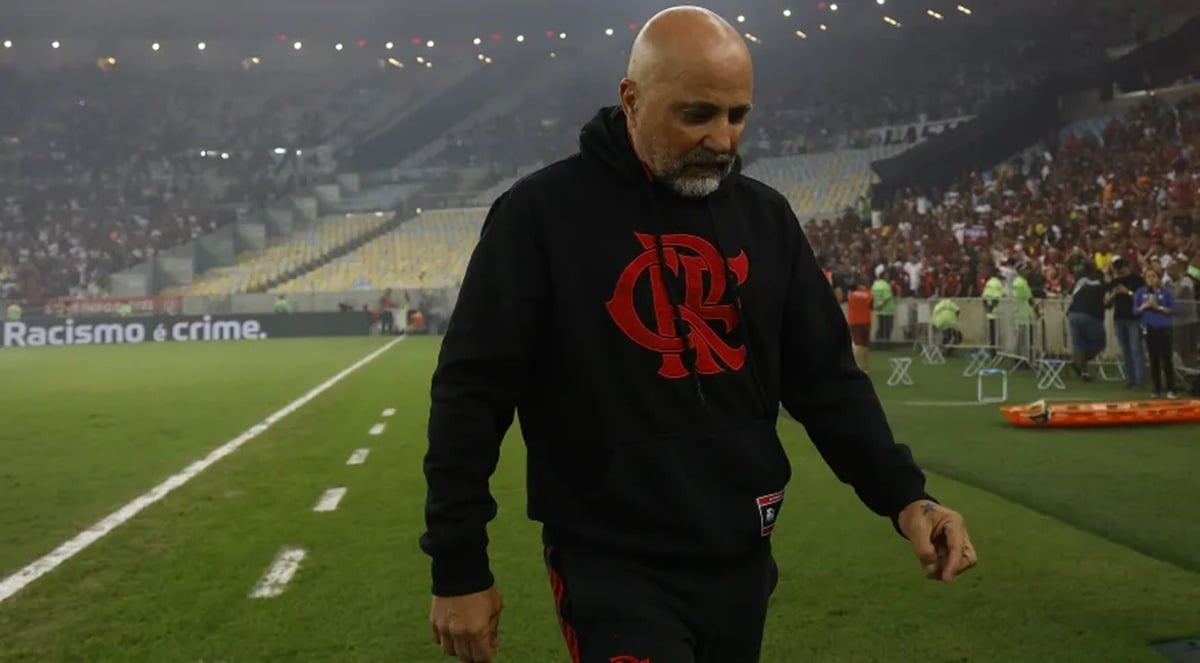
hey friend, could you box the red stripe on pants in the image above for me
[545,546,581,663]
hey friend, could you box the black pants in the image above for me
[1145,326,1176,393]
[875,314,894,344]
[544,544,777,663]
[941,327,963,353]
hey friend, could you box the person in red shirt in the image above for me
[846,274,874,371]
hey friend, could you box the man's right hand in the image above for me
[430,586,503,662]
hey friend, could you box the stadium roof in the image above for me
[1,0,990,40]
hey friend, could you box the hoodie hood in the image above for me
[579,105,743,193]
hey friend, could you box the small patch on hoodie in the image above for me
[757,490,784,536]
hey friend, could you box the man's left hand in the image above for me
[897,499,977,583]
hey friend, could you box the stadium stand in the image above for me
[273,208,487,293]
[169,212,394,295]
[3,0,1198,309]
[813,94,1200,302]
[743,146,908,221]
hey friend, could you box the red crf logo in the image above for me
[606,232,749,379]
[609,657,651,663]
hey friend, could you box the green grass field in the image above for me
[1,336,1198,662]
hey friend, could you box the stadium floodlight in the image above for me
[516,34,525,42]
[426,40,435,48]
[425,61,432,68]
[293,41,302,50]
[795,30,807,38]
[385,41,394,50]
[884,15,901,26]
[783,9,792,17]
[927,9,944,20]
[877,0,885,4]
[197,42,206,51]
[3,40,12,49]
[957,4,972,14]
[473,37,482,45]
[484,56,493,64]
[221,152,230,160]
[335,43,344,51]
[151,42,160,51]
[819,23,827,30]
[736,15,745,23]
[605,28,614,36]
[829,3,838,11]
[559,32,566,40]
[251,57,260,64]
[51,40,61,49]
[550,52,556,58]
[416,56,425,64]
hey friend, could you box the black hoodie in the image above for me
[420,106,932,596]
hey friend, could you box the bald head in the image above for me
[627,6,749,88]
[619,6,754,198]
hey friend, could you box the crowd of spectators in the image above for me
[428,0,1196,171]
[3,0,1196,307]
[0,66,335,302]
[812,96,1200,305]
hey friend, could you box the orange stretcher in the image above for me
[1000,399,1200,428]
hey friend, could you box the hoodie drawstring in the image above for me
[649,225,709,408]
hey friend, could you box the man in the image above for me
[982,268,1005,354]
[1012,263,1036,362]
[845,274,873,371]
[1103,257,1145,387]
[931,297,962,356]
[1168,256,1197,369]
[870,272,895,346]
[420,8,976,663]
[1067,263,1108,381]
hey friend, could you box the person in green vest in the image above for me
[5,301,21,321]
[931,298,962,356]
[982,268,1006,354]
[117,301,134,317]
[273,295,292,314]
[871,273,895,347]
[1012,263,1037,360]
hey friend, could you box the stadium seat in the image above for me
[273,207,487,293]
[183,213,392,296]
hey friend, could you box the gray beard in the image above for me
[657,160,735,198]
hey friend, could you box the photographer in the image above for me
[1103,257,1146,388]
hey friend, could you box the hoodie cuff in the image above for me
[891,492,938,539]
[431,548,495,597]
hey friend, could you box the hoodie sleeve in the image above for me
[776,209,933,536]
[419,187,550,596]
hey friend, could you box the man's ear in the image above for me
[619,78,637,125]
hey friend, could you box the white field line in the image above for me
[249,547,307,598]
[346,448,371,465]
[0,336,404,606]
[312,487,347,512]
[899,396,1107,407]
[368,423,386,436]
[382,408,396,417]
